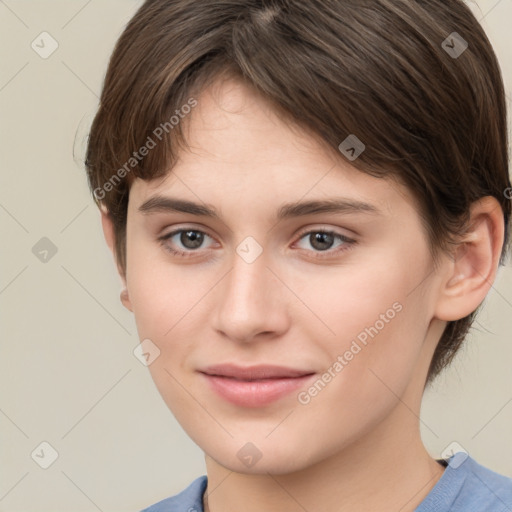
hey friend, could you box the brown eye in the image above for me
[178,230,204,249]
[294,229,356,259]
[308,232,335,251]
[159,228,214,257]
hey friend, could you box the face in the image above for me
[122,76,445,474]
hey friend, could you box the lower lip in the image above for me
[200,372,316,408]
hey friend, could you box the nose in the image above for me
[211,247,290,343]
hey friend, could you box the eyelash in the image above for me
[158,227,356,261]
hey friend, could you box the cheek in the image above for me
[300,258,408,343]
[126,262,200,412]
[299,257,429,395]
[125,239,202,338]
[289,274,426,457]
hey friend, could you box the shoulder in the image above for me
[461,455,512,510]
[417,452,512,512]
[140,475,207,512]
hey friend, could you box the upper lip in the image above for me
[199,363,315,380]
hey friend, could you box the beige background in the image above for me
[0,1,511,511]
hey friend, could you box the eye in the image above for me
[158,227,356,260]
[294,229,355,258]
[158,228,215,257]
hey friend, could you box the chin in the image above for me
[203,435,323,476]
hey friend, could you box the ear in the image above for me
[434,196,505,321]
[100,207,133,312]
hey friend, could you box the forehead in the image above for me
[128,76,415,220]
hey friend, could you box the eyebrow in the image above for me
[138,195,381,220]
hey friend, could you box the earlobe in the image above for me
[120,288,133,312]
[434,196,504,322]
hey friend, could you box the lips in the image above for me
[198,363,316,407]
[199,363,315,380]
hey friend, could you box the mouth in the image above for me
[200,363,315,380]
[198,364,316,407]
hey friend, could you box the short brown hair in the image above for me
[85,0,511,386]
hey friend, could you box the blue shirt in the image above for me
[140,452,512,512]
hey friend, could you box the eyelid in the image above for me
[294,224,356,241]
[159,223,217,241]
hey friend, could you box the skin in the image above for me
[101,75,504,512]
